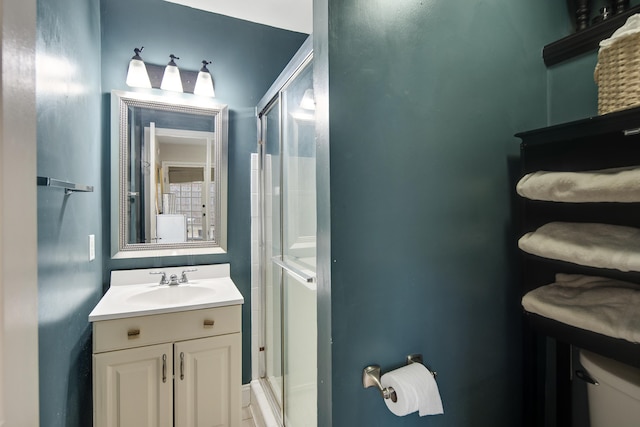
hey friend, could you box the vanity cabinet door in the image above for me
[94,343,173,427]
[174,334,241,427]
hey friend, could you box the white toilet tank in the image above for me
[579,350,640,427]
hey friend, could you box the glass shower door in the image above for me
[260,56,316,426]
[280,60,316,427]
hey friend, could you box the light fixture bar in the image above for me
[124,49,216,95]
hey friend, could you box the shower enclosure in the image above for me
[256,38,316,426]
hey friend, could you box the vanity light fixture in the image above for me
[160,54,183,93]
[194,60,215,97]
[126,50,214,95]
[125,47,152,89]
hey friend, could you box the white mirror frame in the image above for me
[111,90,228,259]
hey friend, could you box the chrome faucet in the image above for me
[168,274,180,286]
[150,271,168,285]
[179,268,198,284]
[150,268,198,286]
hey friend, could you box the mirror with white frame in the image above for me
[111,90,228,258]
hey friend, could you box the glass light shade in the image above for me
[126,58,152,88]
[194,70,215,97]
[300,89,315,110]
[160,65,183,92]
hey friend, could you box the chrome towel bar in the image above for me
[37,176,94,195]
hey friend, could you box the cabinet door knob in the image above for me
[180,352,185,380]
[162,354,167,383]
[203,319,215,328]
[127,328,140,338]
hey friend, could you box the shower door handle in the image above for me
[272,256,315,284]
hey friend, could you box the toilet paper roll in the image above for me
[380,363,444,417]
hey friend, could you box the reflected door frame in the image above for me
[144,127,215,243]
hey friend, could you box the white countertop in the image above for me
[89,264,244,322]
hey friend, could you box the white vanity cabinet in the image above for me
[94,343,174,427]
[174,334,241,426]
[92,305,242,427]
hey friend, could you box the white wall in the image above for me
[0,0,39,425]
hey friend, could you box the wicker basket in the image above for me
[594,31,640,115]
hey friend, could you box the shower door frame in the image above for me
[256,36,314,426]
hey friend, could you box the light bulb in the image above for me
[160,54,183,93]
[194,60,215,97]
[125,47,151,89]
[300,89,315,110]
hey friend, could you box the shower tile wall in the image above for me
[251,151,279,385]
[252,149,283,401]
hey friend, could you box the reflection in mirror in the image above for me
[111,91,228,258]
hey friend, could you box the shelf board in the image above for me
[526,313,640,369]
[543,5,640,67]
[516,104,640,145]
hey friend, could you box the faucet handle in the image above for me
[149,271,168,285]
[180,268,198,283]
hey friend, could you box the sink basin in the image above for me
[88,264,244,322]
[126,285,216,307]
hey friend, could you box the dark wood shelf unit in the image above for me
[516,106,640,426]
[543,5,640,67]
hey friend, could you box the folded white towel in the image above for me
[516,166,640,203]
[518,222,640,272]
[522,273,640,343]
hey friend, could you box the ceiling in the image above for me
[164,0,312,34]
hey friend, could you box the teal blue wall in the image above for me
[548,54,599,124]
[317,1,570,425]
[36,0,103,425]
[100,0,307,385]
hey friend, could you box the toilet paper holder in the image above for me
[363,354,437,403]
